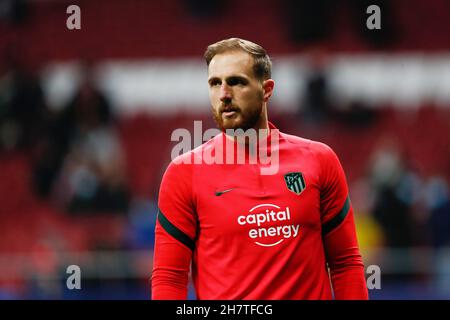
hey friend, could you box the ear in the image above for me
[262,79,275,102]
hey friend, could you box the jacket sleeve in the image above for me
[151,157,197,300]
[318,143,368,300]
[323,206,368,299]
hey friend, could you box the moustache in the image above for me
[220,105,240,113]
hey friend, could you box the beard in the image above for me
[212,102,263,133]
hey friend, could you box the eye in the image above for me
[209,79,221,87]
[227,77,247,86]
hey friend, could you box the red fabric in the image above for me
[152,123,368,299]
[152,241,191,299]
[324,207,368,300]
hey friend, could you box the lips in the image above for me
[221,105,239,114]
[222,110,237,117]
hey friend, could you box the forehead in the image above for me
[208,50,255,78]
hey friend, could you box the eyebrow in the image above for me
[208,75,249,85]
[208,77,220,85]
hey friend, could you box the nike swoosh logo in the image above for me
[215,188,234,196]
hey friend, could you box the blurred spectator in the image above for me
[370,138,421,248]
[425,176,450,247]
[42,63,130,214]
[32,63,112,198]
[0,46,48,152]
[54,126,129,214]
[56,63,112,151]
[424,176,450,295]
[301,49,377,126]
[301,48,332,123]
[368,137,424,282]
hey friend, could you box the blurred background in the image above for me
[0,0,449,299]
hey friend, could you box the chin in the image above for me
[222,119,244,131]
[214,111,259,132]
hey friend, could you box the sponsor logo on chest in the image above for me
[237,203,300,247]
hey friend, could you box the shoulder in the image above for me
[280,131,337,158]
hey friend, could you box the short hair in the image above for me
[204,38,272,81]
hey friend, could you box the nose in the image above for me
[219,83,232,103]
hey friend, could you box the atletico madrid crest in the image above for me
[284,172,306,195]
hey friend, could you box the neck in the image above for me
[255,104,269,131]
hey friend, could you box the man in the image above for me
[152,38,368,299]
